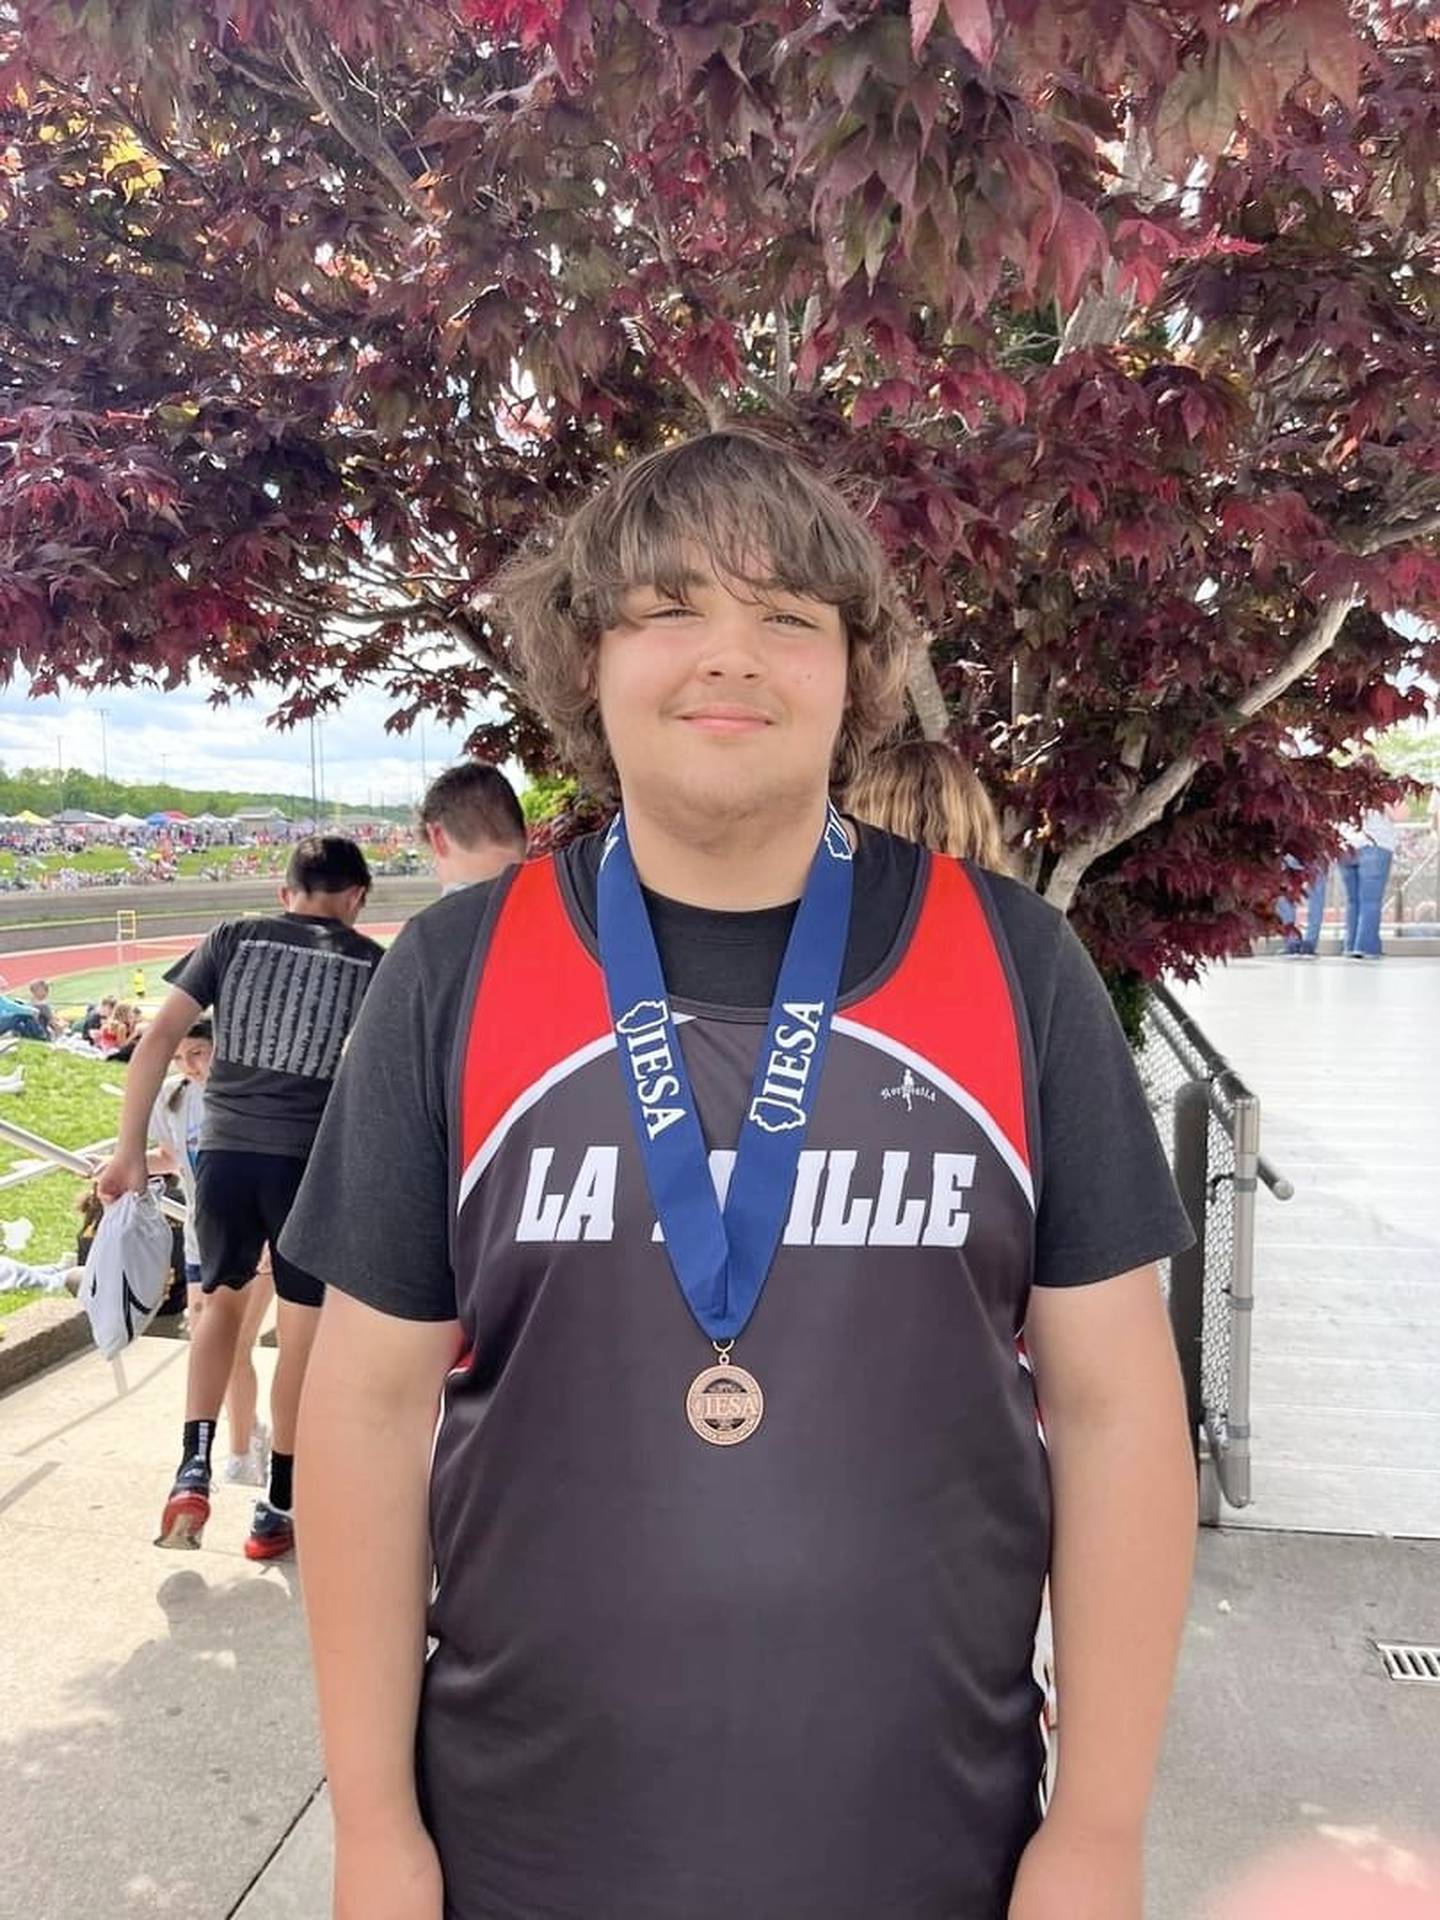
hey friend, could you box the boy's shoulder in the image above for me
[968,863,1069,957]
[403,873,509,959]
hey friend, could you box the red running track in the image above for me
[1,922,405,985]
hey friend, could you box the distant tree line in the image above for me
[0,764,411,824]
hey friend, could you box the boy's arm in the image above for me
[1006,1267,1198,1912]
[296,1288,458,1917]
[94,988,203,1201]
[1010,1264,1197,1918]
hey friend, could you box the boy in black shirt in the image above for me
[285,434,1197,1920]
[98,836,384,1562]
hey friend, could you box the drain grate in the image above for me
[1376,1643,1440,1684]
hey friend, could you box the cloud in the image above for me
[0,671,498,807]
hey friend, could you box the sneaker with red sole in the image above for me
[155,1458,211,1550]
[244,1499,295,1562]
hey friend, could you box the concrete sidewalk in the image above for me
[3,1336,1437,1920]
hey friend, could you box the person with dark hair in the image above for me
[80,993,117,1045]
[96,833,383,1562]
[285,832,374,898]
[285,430,1196,1920]
[26,978,64,1039]
[418,761,527,892]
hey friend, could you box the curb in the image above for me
[0,1303,277,1399]
[0,1295,91,1394]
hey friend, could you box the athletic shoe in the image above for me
[221,1420,271,1488]
[244,1499,295,1562]
[155,1458,211,1550]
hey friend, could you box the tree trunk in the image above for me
[907,647,950,740]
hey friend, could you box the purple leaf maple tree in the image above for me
[2,0,1436,976]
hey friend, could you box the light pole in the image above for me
[97,707,110,785]
[309,715,319,825]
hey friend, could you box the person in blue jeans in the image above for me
[1340,812,1398,957]
[1278,861,1333,956]
[0,992,47,1041]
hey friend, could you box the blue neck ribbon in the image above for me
[596,806,854,1343]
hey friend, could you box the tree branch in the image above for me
[278,13,432,226]
[1040,592,1359,912]
[906,646,950,740]
[774,300,792,399]
[435,611,523,699]
[101,87,218,207]
[1361,505,1440,555]
[214,45,311,104]
[1056,114,1165,359]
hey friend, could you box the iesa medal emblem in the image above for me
[686,1361,765,1447]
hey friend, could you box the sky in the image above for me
[0,669,490,810]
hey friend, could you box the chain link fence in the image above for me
[1136,984,1293,1518]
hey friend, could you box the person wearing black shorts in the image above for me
[98,835,384,1561]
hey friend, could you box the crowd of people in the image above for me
[0,813,422,892]
[0,979,150,1057]
[1277,805,1410,958]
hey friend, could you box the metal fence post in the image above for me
[1222,1086,1260,1510]
[1169,1078,1210,1470]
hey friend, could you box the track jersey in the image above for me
[422,843,1053,1920]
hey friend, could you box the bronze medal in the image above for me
[686,1359,764,1447]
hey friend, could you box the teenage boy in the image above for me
[417,760,527,892]
[285,432,1198,1920]
[97,835,384,1562]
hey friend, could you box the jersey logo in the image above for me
[880,1067,937,1113]
[514,1144,977,1249]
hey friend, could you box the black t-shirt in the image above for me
[283,831,1193,1916]
[166,912,384,1157]
[285,825,1192,1313]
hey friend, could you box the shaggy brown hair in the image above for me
[846,740,1014,873]
[491,429,915,798]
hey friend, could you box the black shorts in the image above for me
[194,1149,324,1309]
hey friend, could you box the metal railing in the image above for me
[1392,836,1439,934]
[0,1115,186,1223]
[1137,984,1294,1519]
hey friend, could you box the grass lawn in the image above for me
[1,1042,127,1277]
[0,845,134,880]
[45,960,191,1016]
[173,845,285,877]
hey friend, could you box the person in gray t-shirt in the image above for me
[96,835,383,1564]
[417,758,527,893]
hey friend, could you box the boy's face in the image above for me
[174,1038,213,1083]
[596,557,848,827]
